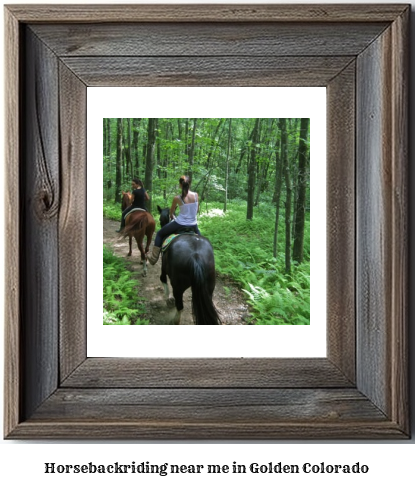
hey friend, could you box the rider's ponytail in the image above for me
[179,175,190,200]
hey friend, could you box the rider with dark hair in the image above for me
[148,175,201,265]
[116,178,150,232]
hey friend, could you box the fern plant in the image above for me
[103,245,149,325]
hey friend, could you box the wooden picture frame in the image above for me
[4,4,409,439]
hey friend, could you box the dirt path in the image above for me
[104,218,250,325]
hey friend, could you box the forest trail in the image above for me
[104,218,250,325]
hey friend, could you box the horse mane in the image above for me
[121,191,133,211]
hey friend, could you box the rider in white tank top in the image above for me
[148,175,201,265]
[175,194,198,226]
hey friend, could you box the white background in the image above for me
[1,0,415,486]
[87,86,327,357]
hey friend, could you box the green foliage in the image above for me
[103,118,311,326]
[103,201,121,221]
[103,245,149,325]
[199,201,310,325]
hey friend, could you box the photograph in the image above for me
[103,117,311,326]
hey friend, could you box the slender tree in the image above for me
[132,118,141,175]
[224,118,232,212]
[188,118,198,179]
[103,118,107,160]
[127,118,133,177]
[293,118,310,264]
[279,118,291,273]
[106,118,111,170]
[144,118,157,213]
[247,118,260,220]
[273,123,283,258]
[114,118,123,204]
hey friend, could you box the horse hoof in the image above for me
[127,253,132,257]
[142,271,147,277]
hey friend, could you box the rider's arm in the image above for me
[145,191,150,201]
[170,196,180,220]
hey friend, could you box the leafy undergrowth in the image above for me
[198,200,310,325]
[103,245,149,325]
[103,201,121,221]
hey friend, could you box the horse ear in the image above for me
[157,205,162,214]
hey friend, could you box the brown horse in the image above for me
[121,210,155,276]
[121,191,133,211]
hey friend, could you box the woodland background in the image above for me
[103,118,311,325]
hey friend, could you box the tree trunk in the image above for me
[127,118,133,178]
[106,118,111,171]
[144,118,157,213]
[290,119,300,239]
[247,118,260,220]
[254,119,265,207]
[185,118,189,160]
[293,118,310,264]
[224,118,232,212]
[177,118,182,141]
[188,118,198,179]
[279,118,291,273]
[122,119,132,181]
[132,118,141,176]
[273,127,283,258]
[103,118,107,162]
[114,118,122,204]
[156,120,162,181]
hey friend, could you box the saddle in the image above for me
[125,208,146,218]
[162,229,196,253]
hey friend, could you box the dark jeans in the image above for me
[155,220,201,247]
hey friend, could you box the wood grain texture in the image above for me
[21,28,60,420]
[62,358,352,388]
[32,389,386,422]
[4,4,410,440]
[58,63,87,382]
[4,6,21,438]
[6,4,409,23]
[356,8,408,427]
[31,22,388,57]
[357,35,386,411]
[7,421,406,441]
[326,62,356,382]
[389,8,409,432]
[61,56,354,87]
[356,23,407,419]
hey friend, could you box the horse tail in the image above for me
[122,213,146,237]
[189,253,221,325]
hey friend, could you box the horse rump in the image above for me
[122,211,147,236]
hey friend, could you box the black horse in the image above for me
[157,206,221,325]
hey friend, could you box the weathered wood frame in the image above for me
[4,4,409,439]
